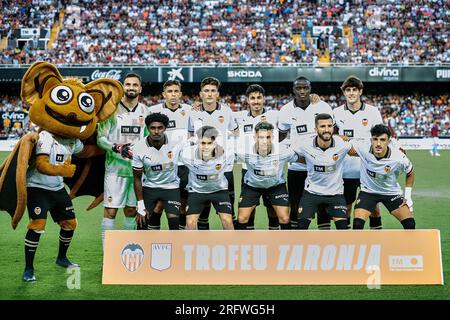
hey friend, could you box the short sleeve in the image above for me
[73,139,84,154]
[402,155,414,175]
[228,109,238,131]
[278,111,291,132]
[36,131,53,156]
[131,145,143,170]
[187,114,195,133]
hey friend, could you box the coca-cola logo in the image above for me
[90,69,122,81]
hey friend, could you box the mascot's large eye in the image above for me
[50,86,73,104]
[78,93,95,113]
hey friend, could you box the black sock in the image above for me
[247,211,255,230]
[298,218,311,230]
[289,208,298,229]
[353,218,366,229]
[335,219,348,230]
[347,217,352,229]
[401,217,415,229]
[25,229,41,270]
[148,212,161,230]
[279,222,291,230]
[369,216,382,230]
[317,211,331,230]
[235,221,247,230]
[179,214,186,230]
[198,205,210,230]
[268,217,280,230]
[167,216,179,230]
[58,229,74,259]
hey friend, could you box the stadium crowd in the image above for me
[1,93,449,138]
[0,0,448,65]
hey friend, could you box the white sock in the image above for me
[123,216,137,230]
[102,218,115,249]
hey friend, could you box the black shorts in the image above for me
[241,169,271,207]
[355,191,405,213]
[239,183,289,208]
[287,170,308,212]
[143,187,181,214]
[298,191,347,219]
[343,178,360,205]
[225,170,235,197]
[186,190,232,215]
[27,187,75,222]
[177,165,189,199]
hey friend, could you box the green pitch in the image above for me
[0,150,449,300]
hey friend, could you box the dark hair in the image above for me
[294,76,310,85]
[124,73,142,84]
[201,77,221,90]
[145,112,169,128]
[163,79,181,91]
[340,75,364,91]
[370,124,391,138]
[255,121,274,132]
[315,113,333,126]
[245,84,265,97]
[195,125,219,140]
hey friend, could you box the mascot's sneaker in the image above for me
[56,257,80,268]
[23,269,36,282]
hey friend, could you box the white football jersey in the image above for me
[132,136,182,189]
[150,103,191,144]
[278,100,333,171]
[352,141,413,195]
[235,137,297,189]
[180,144,235,193]
[293,135,352,196]
[27,131,83,191]
[333,103,383,178]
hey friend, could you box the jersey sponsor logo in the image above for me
[151,164,163,171]
[296,125,307,134]
[167,120,176,128]
[34,207,41,215]
[196,174,207,181]
[367,169,376,178]
[121,243,144,272]
[384,165,392,173]
[55,154,64,162]
[151,243,173,271]
[121,126,141,135]
[244,124,253,133]
[362,118,369,126]
[332,154,339,161]
[343,129,354,138]
[254,169,276,176]
[314,165,336,172]
[218,116,225,124]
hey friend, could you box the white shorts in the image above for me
[433,137,439,145]
[103,174,137,208]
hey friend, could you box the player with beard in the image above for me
[97,73,148,247]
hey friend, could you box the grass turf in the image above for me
[0,150,449,299]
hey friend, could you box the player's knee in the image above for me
[124,207,136,217]
[400,217,415,230]
[352,217,366,229]
[27,218,47,232]
[59,218,78,230]
[104,208,118,219]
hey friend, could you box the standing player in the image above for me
[235,122,297,230]
[181,126,235,230]
[188,77,239,229]
[352,124,416,229]
[97,73,148,246]
[148,80,192,229]
[23,131,83,281]
[387,111,398,139]
[234,84,280,230]
[333,75,384,229]
[132,113,182,230]
[430,119,440,157]
[278,76,333,229]
[293,114,351,230]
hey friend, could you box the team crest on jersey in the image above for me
[332,154,339,161]
[215,164,222,171]
[121,243,144,272]
[139,116,144,124]
[107,196,113,203]
[272,160,279,166]
[180,110,186,117]
[151,243,172,271]
[239,197,243,203]
[34,207,41,215]
[384,165,392,172]
[218,116,225,123]
[261,115,267,121]
[298,207,303,214]
[167,151,173,160]
[362,118,368,126]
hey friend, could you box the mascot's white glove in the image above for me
[137,200,147,216]
[404,187,413,212]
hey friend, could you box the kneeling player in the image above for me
[351,124,415,229]
[23,131,83,282]
[132,113,182,230]
[235,122,297,230]
[181,126,235,230]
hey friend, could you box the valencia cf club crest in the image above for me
[384,165,392,172]
[34,207,41,215]
[261,115,267,121]
[151,243,172,271]
[181,110,186,117]
[139,115,144,124]
[362,118,369,126]
[272,160,279,166]
[332,154,339,161]
[218,116,225,124]
[215,164,222,171]
[108,196,113,203]
[121,243,144,272]
[167,151,173,160]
